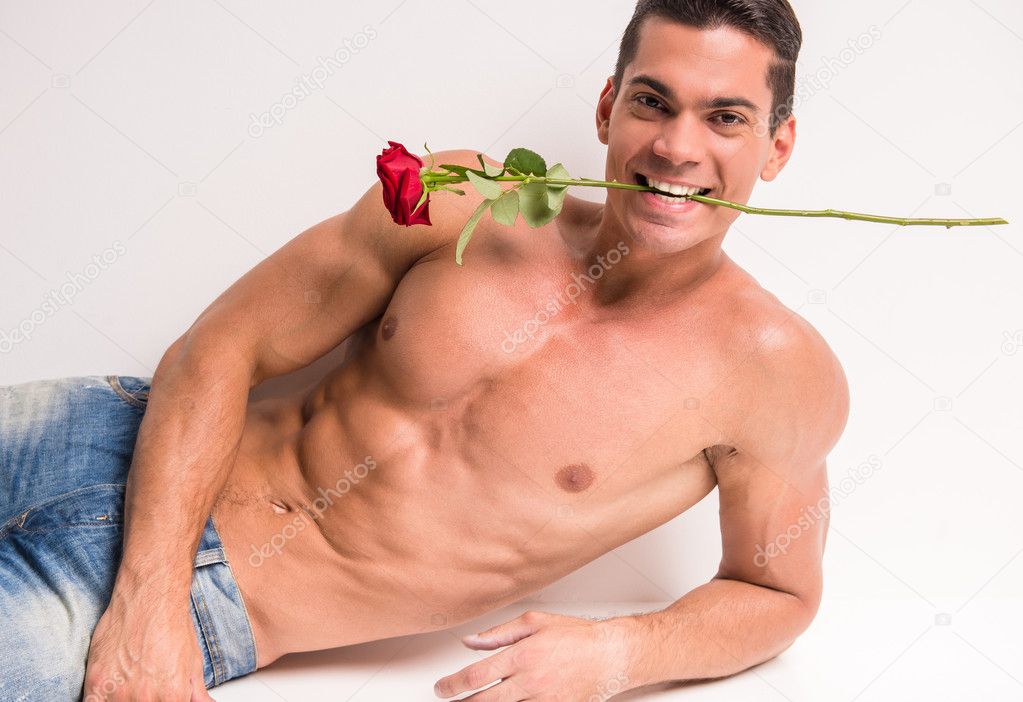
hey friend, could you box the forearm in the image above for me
[612,577,815,688]
[114,335,254,599]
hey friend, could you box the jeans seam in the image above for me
[191,589,215,688]
[195,582,224,685]
[14,522,123,535]
[210,512,260,669]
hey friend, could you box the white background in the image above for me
[1,0,1021,699]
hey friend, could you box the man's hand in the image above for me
[433,610,635,701]
[83,587,213,702]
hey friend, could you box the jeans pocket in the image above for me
[106,375,152,410]
[1,483,126,538]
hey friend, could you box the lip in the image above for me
[638,189,702,214]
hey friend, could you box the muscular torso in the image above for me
[210,193,775,666]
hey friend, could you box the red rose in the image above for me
[376,140,432,227]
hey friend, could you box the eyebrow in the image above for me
[626,74,762,115]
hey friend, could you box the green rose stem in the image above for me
[404,144,1008,264]
[421,173,1009,229]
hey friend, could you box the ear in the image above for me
[760,114,796,182]
[596,76,615,146]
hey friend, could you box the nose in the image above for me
[650,113,706,168]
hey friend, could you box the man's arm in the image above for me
[615,455,829,686]
[84,149,489,699]
[614,318,851,687]
[432,317,850,700]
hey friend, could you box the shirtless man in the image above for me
[1,1,848,700]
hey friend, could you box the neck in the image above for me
[569,204,727,313]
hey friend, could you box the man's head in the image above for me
[614,0,802,140]
[595,0,802,256]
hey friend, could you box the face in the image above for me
[596,17,796,254]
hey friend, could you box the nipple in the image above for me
[554,463,595,493]
[381,315,398,340]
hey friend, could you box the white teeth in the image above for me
[644,175,704,197]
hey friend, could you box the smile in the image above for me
[635,173,712,198]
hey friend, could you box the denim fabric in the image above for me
[0,375,257,701]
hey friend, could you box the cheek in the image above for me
[715,141,760,187]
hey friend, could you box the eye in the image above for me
[714,112,747,127]
[633,95,666,112]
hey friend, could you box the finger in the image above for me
[461,675,532,702]
[462,611,546,650]
[434,648,517,698]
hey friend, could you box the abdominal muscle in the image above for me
[208,362,603,667]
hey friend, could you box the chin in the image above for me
[628,219,707,255]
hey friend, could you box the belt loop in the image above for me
[194,546,228,567]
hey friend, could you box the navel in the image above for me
[381,315,398,340]
[268,498,290,514]
[554,463,595,493]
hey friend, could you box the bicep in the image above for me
[713,449,830,608]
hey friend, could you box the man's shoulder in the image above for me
[405,147,509,240]
[407,147,572,267]
[418,147,504,181]
[713,260,841,374]
[716,268,849,463]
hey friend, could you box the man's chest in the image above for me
[359,243,731,506]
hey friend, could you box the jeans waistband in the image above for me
[189,514,258,688]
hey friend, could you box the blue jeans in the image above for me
[0,375,258,701]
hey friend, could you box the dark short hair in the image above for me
[612,0,802,138]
